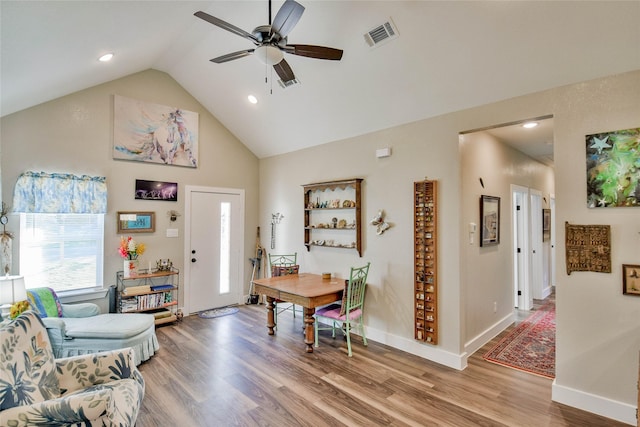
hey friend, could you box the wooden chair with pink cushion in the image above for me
[314,262,370,357]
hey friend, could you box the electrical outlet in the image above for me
[493,301,497,313]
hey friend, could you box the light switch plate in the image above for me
[166,228,179,238]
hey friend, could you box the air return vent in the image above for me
[364,18,399,48]
[278,78,300,89]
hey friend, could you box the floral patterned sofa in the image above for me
[0,310,145,426]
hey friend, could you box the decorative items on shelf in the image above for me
[156,259,173,272]
[118,236,146,278]
[306,199,356,209]
[310,219,356,229]
[414,179,438,344]
[303,178,363,257]
[310,240,356,248]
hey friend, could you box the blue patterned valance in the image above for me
[13,171,107,214]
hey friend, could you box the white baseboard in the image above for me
[552,380,637,425]
[365,326,467,370]
[464,311,515,356]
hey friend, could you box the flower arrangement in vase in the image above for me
[119,236,146,278]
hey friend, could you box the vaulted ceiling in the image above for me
[2,1,638,159]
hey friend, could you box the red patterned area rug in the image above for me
[483,302,555,379]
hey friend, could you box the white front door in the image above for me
[184,186,244,314]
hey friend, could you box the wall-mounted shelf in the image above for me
[303,178,362,257]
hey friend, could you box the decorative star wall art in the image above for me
[585,127,639,208]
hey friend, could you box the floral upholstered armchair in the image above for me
[0,310,145,426]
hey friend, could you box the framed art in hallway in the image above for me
[622,264,640,296]
[542,208,551,241]
[480,195,500,247]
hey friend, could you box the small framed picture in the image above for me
[480,195,500,247]
[622,264,640,296]
[542,208,551,242]
[117,211,155,234]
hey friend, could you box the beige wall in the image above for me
[0,69,260,312]
[259,69,640,423]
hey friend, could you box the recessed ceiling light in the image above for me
[522,122,539,129]
[98,53,114,62]
[247,95,258,104]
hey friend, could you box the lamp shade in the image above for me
[0,275,27,305]
[254,45,283,66]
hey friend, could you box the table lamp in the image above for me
[0,275,27,320]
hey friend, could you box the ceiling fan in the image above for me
[194,0,343,84]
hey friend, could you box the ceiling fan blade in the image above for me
[194,11,260,44]
[273,59,296,83]
[284,44,343,61]
[271,0,305,38]
[210,49,255,64]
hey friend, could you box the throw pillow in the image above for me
[0,311,61,410]
[26,287,63,318]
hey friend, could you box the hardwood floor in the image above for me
[137,301,622,426]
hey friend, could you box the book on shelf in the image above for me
[122,285,151,295]
[150,284,174,291]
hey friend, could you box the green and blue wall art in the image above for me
[586,127,640,208]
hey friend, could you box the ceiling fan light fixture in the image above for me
[254,45,283,66]
[247,95,258,104]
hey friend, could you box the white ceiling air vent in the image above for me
[278,78,301,89]
[364,18,399,48]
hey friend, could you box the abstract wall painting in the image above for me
[585,127,639,208]
[113,95,198,168]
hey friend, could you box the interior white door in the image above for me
[530,190,544,301]
[185,186,244,314]
[512,185,530,310]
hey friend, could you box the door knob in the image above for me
[191,258,197,263]
[192,249,196,254]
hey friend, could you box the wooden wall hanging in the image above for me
[565,222,611,275]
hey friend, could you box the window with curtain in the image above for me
[13,172,107,292]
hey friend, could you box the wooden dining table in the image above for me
[252,273,345,353]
